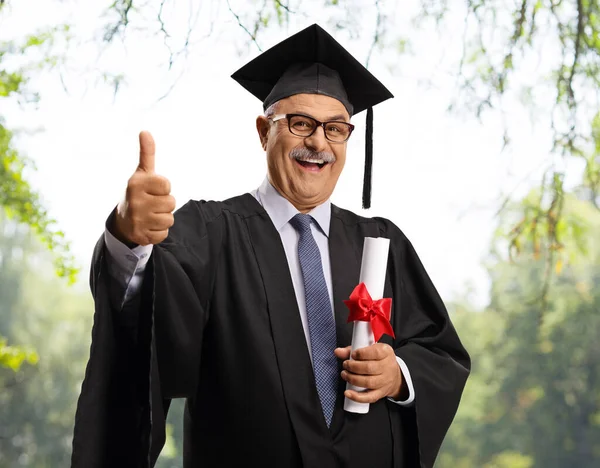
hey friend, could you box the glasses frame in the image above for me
[270,113,355,143]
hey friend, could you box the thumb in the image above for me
[138,130,156,172]
[334,346,352,360]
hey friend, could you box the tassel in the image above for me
[362,107,374,209]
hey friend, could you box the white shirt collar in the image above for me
[257,177,331,237]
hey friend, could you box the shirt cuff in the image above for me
[103,226,153,288]
[104,228,153,271]
[387,356,415,407]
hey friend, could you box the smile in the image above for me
[295,159,328,172]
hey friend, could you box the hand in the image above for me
[112,131,176,246]
[335,343,404,404]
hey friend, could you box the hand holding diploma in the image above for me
[335,343,404,403]
[336,237,405,410]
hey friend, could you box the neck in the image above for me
[267,177,325,214]
[285,197,317,213]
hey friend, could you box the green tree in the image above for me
[0,0,78,372]
[438,195,600,467]
[0,217,92,466]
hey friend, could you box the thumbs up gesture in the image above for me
[112,131,176,246]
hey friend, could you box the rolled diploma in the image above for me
[344,237,390,414]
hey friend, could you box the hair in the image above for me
[264,101,280,118]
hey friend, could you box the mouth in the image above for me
[294,158,329,172]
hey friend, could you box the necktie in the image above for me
[290,213,338,427]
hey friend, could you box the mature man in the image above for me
[72,25,470,468]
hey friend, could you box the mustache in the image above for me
[289,147,336,164]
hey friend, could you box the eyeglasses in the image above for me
[270,113,355,143]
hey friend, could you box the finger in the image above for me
[343,359,382,376]
[352,343,390,361]
[341,370,384,390]
[145,230,169,245]
[334,346,352,360]
[138,131,156,173]
[147,213,175,230]
[344,388,385,404]
[148,194,176,214]
[143,174,171,196]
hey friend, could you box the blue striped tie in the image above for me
[290,213,338,427]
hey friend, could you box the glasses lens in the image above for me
[289,115,317,136]
[324,122,352,142]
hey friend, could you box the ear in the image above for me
[256,115,270,151]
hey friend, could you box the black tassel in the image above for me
[362,106,374,209]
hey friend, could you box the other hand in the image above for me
[334,343,404,404]
[113,131,176,246]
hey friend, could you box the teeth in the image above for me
[299,158,324,164]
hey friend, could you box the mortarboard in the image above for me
[231,24,393,209]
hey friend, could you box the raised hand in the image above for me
[112,131,176,246]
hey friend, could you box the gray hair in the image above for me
[264,101,280,118]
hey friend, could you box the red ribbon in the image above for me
[344,282,394,342]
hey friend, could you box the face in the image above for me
[256,93,350,213]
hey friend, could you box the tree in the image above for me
[0,0,78,372]
[0,214,94,466]
[438,194,600,467]
[0,1,76,283]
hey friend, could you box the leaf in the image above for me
[555,259,563,274]
[0,337,39,372]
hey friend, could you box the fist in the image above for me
[112,131,176,246]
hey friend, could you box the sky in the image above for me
[1,0,562,308]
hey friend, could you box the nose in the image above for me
[304,125,328,152]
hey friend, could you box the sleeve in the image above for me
[378,218,471,468]
[103,224,153,309]
[71,200,223,468]
[386,356,416,406]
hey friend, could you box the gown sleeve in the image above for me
[71,200,223,468]
[378,217,471,468]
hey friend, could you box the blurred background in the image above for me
[1,0,599,467]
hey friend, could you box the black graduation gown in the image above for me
[71,193,470,468]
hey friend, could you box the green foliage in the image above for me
[439,196,600,468]
[0,337,38,371]
[0,71,24,97]
[0,22,78,286]
[0,218,92,465]
[0,123,78,284]
[483,452,534,468]
[418,0,600,258]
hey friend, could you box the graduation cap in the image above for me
[231,24,393,209]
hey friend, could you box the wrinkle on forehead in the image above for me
[278,93,350,121]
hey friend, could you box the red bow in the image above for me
[344,283,394,342]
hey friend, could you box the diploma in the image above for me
[344,237,391,414]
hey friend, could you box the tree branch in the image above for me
[273,0,295,14]
[566,0,585,109]
[365,0,383,69]
[157,0,175,68]
[103,0,134,43]
[226,0,262,52]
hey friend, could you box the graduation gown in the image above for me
[71,193,470,468]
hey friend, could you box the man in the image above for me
[72,24,470,468]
